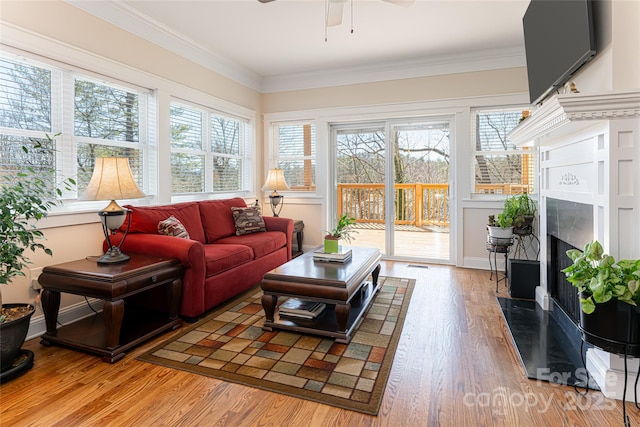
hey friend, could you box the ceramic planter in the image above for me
[487,226,513,239]
[324,238,339,253]
[1,303,35,372]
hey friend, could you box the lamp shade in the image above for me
[80,157,145,201]
[262,168,290,192]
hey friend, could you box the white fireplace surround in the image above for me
[509,89,640,402]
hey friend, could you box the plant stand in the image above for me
[486,235,513,293]
[512,227,540,260]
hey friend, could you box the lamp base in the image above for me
[269,194,284,217]
[98,247,130,264]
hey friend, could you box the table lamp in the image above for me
[80,157,145,264]
[262,168,289,217]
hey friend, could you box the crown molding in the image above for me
[261,47,525,93]
[509,90,640,147]
[67,0,525,94]
[66,0,264,91]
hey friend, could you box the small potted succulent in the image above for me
[324,213,358,253]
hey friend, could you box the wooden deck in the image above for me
[350,224,450,260]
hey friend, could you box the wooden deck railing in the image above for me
[337,183,531,229]
[337,183,450,227]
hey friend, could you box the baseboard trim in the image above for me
[586,348,640,402]
[26,298,103,341]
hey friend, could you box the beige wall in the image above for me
[263,68,529,112]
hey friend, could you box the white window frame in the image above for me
[1,51,152,212]
[268,120,317,194]
[470,106,535,198]
[169,99,253,197]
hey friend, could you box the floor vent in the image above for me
[407,264,429,269]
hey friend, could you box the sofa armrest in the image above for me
[106,232,205,268]
[107,232,207,317]
[263,216,294,260]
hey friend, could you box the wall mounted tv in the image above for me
[523,0,596,106]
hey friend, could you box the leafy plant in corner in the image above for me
[325,213,358,243]
[562,240,640,314]
[0,133,75,323]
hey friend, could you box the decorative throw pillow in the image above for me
[231,206,266,236]
[157,215,190,239]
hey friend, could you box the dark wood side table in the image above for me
[39,254,183,363]
[292,220,304,258]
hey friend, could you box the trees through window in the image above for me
[472,108,533,195]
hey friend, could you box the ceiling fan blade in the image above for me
[327,0,345,27]
[382,0,415,6]
[257,0,276,3]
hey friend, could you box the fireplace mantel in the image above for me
[516,88,640,402]
[509,90,640,147]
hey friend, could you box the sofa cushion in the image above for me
[203,244,253,276]
[157,215,190,239]
[216,231,287,259]
[199,198,247,243]
[124,202,206,243]
[231,206,266,236]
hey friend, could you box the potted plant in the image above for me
[510,193,536,234]
[324,213,358,253]
[1,134,74,377]
[487,213,513,239]
[562,240,640,355]
[487,193,537,239]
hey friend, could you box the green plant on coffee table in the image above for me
[562,240,640,314]
[325,213,358,243]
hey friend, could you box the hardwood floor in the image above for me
[1,262,632,426]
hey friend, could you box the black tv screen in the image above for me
[523,0,596,105]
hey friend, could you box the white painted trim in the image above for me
[261,47,526,93]
[26,298,103,341]
[586,348,640,402]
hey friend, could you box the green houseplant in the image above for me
[324,213,358,253]
[1,134,75,374]
[509,192,536,232]
[562,240,640,314]
[562,240,640,355]
[487,193,536,239]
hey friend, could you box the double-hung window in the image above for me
[170,101,252,195]
[1,55,59,191]
[74,76,148,195]
[1,53,150,201]
[471,107,534,195]
[272,122,316,191]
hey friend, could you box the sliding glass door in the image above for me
[332,118,451,261]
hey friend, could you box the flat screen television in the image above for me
[523,0,596,105]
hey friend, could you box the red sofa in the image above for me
[108,198,293,319]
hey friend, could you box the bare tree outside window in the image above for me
[473,109,533,194]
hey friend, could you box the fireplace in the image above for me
[508,90,640,401]
[546,198,594,324]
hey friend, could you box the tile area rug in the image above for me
[138,276,415,415]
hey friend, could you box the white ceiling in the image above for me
[67,0,531,92]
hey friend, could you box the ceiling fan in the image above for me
[258,0,415,28]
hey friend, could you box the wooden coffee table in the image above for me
[260,246,381,343]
